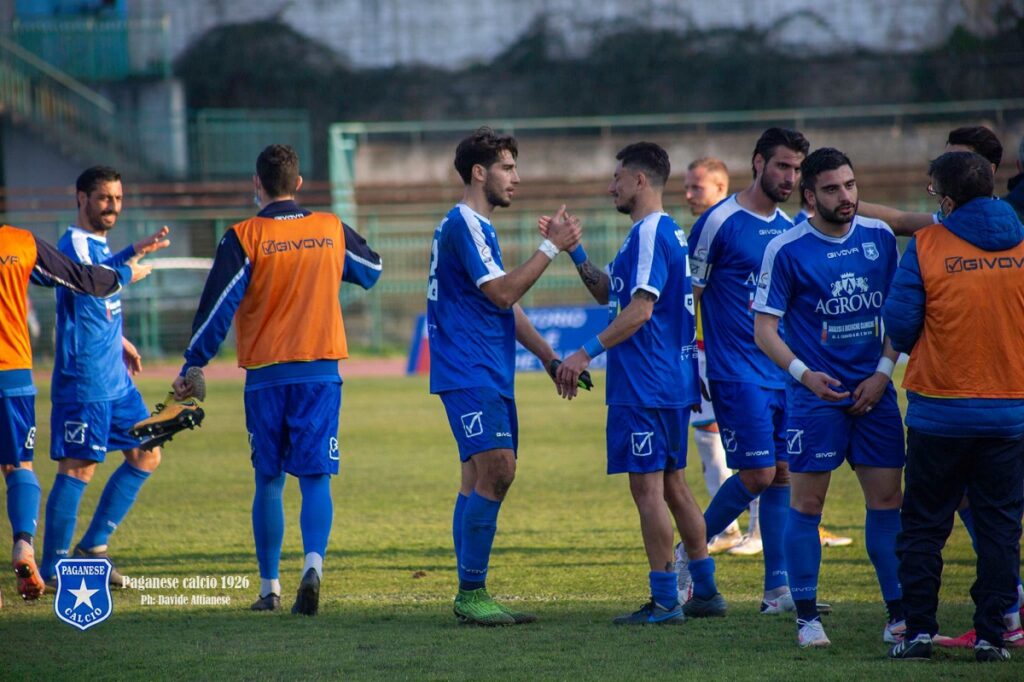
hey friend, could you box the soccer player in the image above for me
[39,167,170,588]
[753,148,905,648]
[554,142,725,623]
[679,128,808,614]
[174,144,381,615]
[682,157,748,554]
[428,127,580,626]
[1,224,149,605]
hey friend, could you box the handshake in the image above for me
[547,359,593,391]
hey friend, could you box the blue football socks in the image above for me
[865,507,902,605]
[459,491,501,591]
[650,570,678,607]
[78,463,151,550]
[252,472,286,580]
[785,508,822,608]
[759,485,790,592]
[5,467,41,539]
[41,473,87,579]
[958,506,978,552]
[704,475,758,539]
[689,557,719,600]
[452,492,468,564]
[298,474,333,561]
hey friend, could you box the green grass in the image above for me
[1,369,1019,680]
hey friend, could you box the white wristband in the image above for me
[538,239,559,260]
[875,356,895,378]
[788,358,809,383]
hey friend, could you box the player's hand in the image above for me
[801,370,850,402]
[125,253,153,283]
[555,350,591,400]
[547,358,593,392]
[122,337,142,375]
[538,215,551,238]
[544,205,582,253]
[172,375,193,400]
[847,371,889,416]
[134,225,171,256]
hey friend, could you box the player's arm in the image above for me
[754,312,850,402]
[538,211,608,303]
[847,338,898,416]
[105,226,171,267]
[881,238,926,353]
[554,290,656,400]
[481,206,580,309]
[341,221,383,290]
[513,304,558,370]
[178,229,251,383]
[30,235,146,295]
[858,201,935,237]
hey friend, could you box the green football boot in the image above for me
[453,588,516,626]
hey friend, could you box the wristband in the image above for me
[788,358,809,383]
[569,245,588,266]
[582,335,606,359]
[875,356,895,378]
[538,239,559,260]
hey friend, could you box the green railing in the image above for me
[9,17,171,81]
[189,109,312,180]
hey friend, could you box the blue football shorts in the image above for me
[0,394,36,466]
[606,405,688,475]
[50,387,149,462]
[439,388,518,462]
[709,380,788,470]
[245,380,341,477]
[785,382,906,473]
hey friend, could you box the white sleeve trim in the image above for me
[475,271,505,287]
[631,283,661,299]
[751,303,785,317]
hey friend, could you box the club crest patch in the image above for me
[53,558,113,631]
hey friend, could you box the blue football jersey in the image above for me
[687,195,792,388]
[753,216,898,390]
[52,227,135,403]
[427,204,516,398]
[606,212,700,408]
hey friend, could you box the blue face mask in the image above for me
[936,197,953,222]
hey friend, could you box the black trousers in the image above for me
[897,428,1024,645]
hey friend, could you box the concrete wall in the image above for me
[133,0,1019,70]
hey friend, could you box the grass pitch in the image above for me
[1,367,1019,680]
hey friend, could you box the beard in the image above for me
[86,205,118,232]
[484,180,511,208]
[614,195,635,215]
[817,200,858,226]
[759,174,793,204]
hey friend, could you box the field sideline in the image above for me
[1,366,1020,680]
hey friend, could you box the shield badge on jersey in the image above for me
[863,242,879,261]
[53,558,113,631]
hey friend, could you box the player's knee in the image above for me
[58,459,96,482]
[771,465,790,487]
[0,464,15,477]
[126,447,161,472]
[491,472,515,498]
[739,468,774,493]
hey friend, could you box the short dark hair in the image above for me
[751,127,809,177]
[76,166,121,195]
[929,151,994,206]
[453,127,518,185]
[616,142,670,187]
[946,126,1002,169]
[256,144,300,198]
[799,147,854,196]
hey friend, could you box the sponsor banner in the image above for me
[407,306,608,375]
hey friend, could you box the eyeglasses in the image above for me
[926,183,937,196]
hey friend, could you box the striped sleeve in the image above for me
[182,229,251,372]
[341,221,383,290]
[31,236,127,296]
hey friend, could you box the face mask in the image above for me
[936,197,952,221]
[253,189,261,207]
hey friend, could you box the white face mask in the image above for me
[253,189,261,207]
